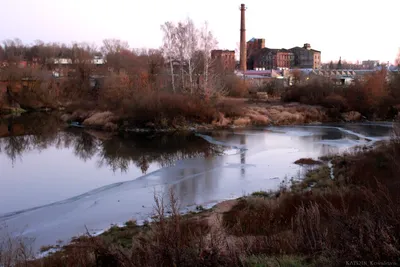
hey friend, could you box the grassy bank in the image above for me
[60,98,331,132]
[2,130,399,267]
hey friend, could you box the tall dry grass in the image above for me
[0,228,35,267]
[223,132,400,264]
[20,190,239,267]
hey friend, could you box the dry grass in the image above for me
[222,136,400,264]
[0,229,35,267]
[20,190,240,267]
[233,117,251,127]
[248,113,270,125]
[341,111,362,122]
[211,112,232,127]
[244,103,328,126]
[82,111,118,131]
[82,111,115,126]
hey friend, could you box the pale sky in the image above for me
[1,0,399,63]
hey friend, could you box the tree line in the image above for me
[0,18,230,98]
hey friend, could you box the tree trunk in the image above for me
[169,60,175,93]
[180,60,184,92]
[188,59,193,94]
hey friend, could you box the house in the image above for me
[92,56,106,65]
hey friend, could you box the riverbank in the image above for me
[10,133,399,267]
[2,95,395,134]
[58,98,360,133]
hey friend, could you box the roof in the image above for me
[243,70,273,75]
[311,70,357,78]
[248,37,264,42]
[256,47,293,55]
[211,49,235,53]
[289,47,321,53]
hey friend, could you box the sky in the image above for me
[0,0,399,63]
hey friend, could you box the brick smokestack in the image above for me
[239,4,247,72]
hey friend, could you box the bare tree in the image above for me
[161,22,177,93]
[101,39,129,73]
[64,42,96,97]
[143,49,165,88]
[174,18,200,94]
[101,39,129,55]
[184,18,199,94]
[175,22,187,91]
[199,21,218,98]
[3,38,25,63]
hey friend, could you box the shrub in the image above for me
[321,93,348,111]
[282,70,400,120]
[99,89,218,127]
[224,75,249,98]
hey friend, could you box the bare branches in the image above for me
[199,21,219,98]
[101,39,129,55]
[161,21,177,93]
[160,19,218,96]
[100,39,130,74]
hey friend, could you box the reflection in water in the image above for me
[0,114,224,173]
[0,114,395,253]
[240,135,246,177]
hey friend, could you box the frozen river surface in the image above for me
[0,115,395,253]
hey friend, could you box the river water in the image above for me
[0,113,395,253]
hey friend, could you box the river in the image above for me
[0,113,395,253]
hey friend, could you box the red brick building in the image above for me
[244,38,322,70]
[246,38,265,69]
[250,48,294,70]
[247,38,265,56]
[211,50,235,72]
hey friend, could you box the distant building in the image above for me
[246,42,321,70]
[289,44,321,69]
[361,60,379,69]
[92,56,106,65]
[309,69,356,85]
[246,38,265,56]
[246,38,265,69]
[51,58,73,65]
[251,48,294,70]
[211,50,235,72]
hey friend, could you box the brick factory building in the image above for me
[251,48,294,70]
[289,43,321,69]
[246,41,321,70]
[211,50,235,72]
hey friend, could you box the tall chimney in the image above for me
[239,4,247,72]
